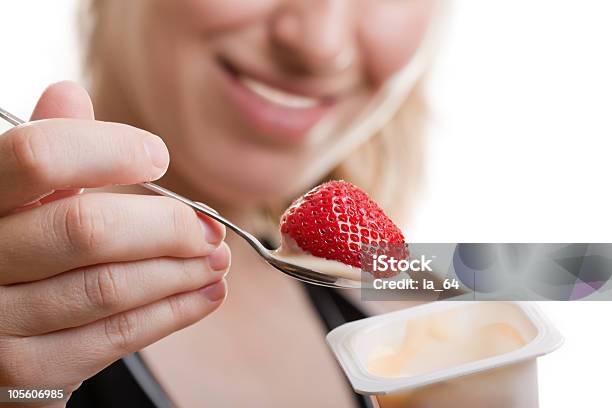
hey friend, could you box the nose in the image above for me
[271,0,355,75]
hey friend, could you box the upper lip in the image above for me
[219,56,358,103]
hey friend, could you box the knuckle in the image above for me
[165,294,189,323]
[114,123,149,162]
[178,258,206,286]
[113,125,144,169]
[103,312,137,354]
[168,200,202,254]
[58,196,110,254]
[83,265,122,312]
[170,200,193,236]
[7,125,52,185]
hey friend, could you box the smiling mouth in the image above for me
[237,76,320,109]
[217,58,339,142]
[219,58,335,109]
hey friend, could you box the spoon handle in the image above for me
[0,106,270,257]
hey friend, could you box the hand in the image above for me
[0,82,230,407]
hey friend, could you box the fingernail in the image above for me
[200,279,227,302]
[208,242,231,272]
[198,214,225,245]
[143,135,169,176]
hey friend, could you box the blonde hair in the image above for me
[79,1,427,228]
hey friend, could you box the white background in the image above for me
[1,1,611,406]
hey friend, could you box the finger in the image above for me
[0,81,93,213]
[0,193,226,285]
[29,279,227,385]
[30,81,94,121]
[0,119,169,214]
[2,244,230,336]
[23,82,91,209]
[2,82,93,212]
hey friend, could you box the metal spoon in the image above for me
[0,106,360,288]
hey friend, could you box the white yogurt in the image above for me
[273,236,364,282]
[367,308,528,378]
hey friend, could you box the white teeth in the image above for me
[239,76,320,108]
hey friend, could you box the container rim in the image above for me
[325,301,564,395]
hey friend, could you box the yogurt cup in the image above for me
[326,301,563,408]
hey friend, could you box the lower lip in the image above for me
[217,64,334,142]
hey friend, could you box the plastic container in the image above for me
[326,302,563,408]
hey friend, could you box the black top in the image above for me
[67,283,373,408]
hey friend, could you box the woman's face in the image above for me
[102,0,435,205]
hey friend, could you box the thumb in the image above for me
[30,81,94,121]
[18,81,95,210]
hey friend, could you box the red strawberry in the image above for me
[279,180,406,277]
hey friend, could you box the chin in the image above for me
[170,152,316,209]
[223,166,318,206]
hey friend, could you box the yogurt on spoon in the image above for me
[274,237,363,281]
